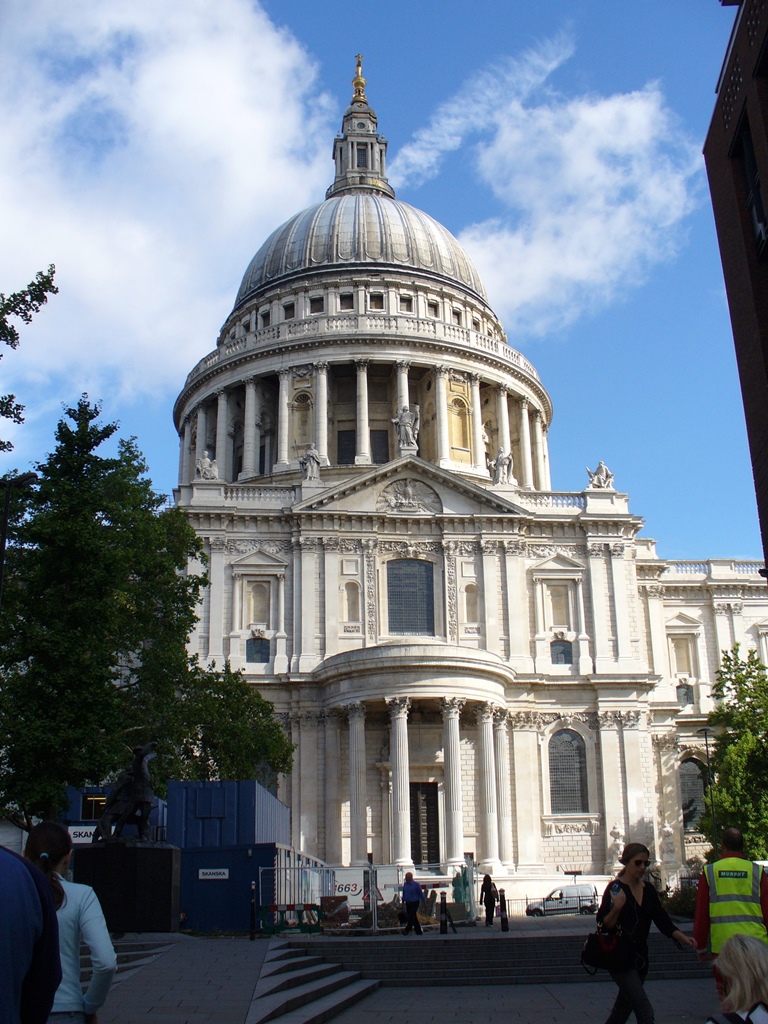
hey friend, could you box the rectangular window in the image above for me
[309,296,324,314]
[738,125,768,256]
[81,794,106,821]
[369,292,384,310]
[399,295,413,313]
[337,429,356,464]
[670,635,694,676]
[452,309,462,326]
[339,293,354,311]
[428,301,439,318]
[370,429,389,464]
[548,585,570,629]
[283,302,295,320]
[356,144,368,168]
[387,559,435,635]
[260,310,271,328]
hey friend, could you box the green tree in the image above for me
[704,644,768,858]
[0,265,58,452]
[0,397,292,828]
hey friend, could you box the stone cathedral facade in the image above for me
[172,61,768,894]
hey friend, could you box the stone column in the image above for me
[207,538,226,662]
[290,714,302,852]
[497,386,511,454]
[241,378,257,478]
[275,369,291,469]
[541,423,552,491]
[435,366,451,466]
[348,702,368,866]
[396,360,410,412]
[621,712,646,836]
[478,703,501,872]
[298,537,318,672]
[355,359,371,465]
[323,537,340,659]
[314,362,330,465]
[299,711,319,857]
[494,709,515,870]
[481,539,500,650]
[181,416,192,484]
[194,404,207,473]
[598,711,625,871]
[470,374,486,473]
[504,539,533,672]
[518,398,534,489]
[273,572,288,673]
[386,697,413,867]
[609,543,635,670]
[324,710,342,865]
[532,410,548,491]
[644,584,667,677]
[215,389,229,479]
[440,697,466,870]
[587,542,611,672]
[510,714,542,870]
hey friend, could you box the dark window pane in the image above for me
[337,430,356,465]
[551,640,573,665]
[387,559,434,635]
[371,429,389,464]
[246,637,270,663]
[549,730,587,813]
[680,760,706,831]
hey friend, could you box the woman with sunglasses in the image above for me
[598,842,696,1024]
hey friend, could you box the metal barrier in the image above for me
[259,902,324,935]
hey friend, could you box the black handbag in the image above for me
[581,925,645,974]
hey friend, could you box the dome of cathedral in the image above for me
[233,193,487,310]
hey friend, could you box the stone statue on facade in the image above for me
[586,460,614,489]
[196,450,219,480]
[299,443,321,480]
[490,447,516,485]
[92,741,158,843]
[392,405,420,452]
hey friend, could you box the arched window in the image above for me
[246,637,270,664]
[680,759,706,831]
[449,398,470,450]
[551,639,573,665]
[292,392,312,447]
[549,730,588,814]
[387,559,435,635]
[345,581,360,622]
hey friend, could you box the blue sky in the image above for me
[0,0,757,559]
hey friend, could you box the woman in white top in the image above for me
[25,822,116,1024]
[707,934,768,1024]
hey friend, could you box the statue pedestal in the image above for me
[398,443,418,458]
[73,843,180,932]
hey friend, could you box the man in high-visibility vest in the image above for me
[693,827,768,998]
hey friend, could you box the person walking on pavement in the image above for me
[25,822,117,1024]
[694,827,768,1001]
[599,842,696,1024]
[402,872,424,935]
[480,874,498,927]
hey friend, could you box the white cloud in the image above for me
[0,0,334,422]
[390,38,701,337]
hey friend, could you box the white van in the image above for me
[525,884,598,917]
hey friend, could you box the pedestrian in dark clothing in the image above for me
[598,842,696,1024]
[480,874,498,927]
[402,872,424,935]
[0,846,61,1024]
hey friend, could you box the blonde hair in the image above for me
[716,935,768,1012]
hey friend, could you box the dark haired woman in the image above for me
[25,822,116,1024]
[480,874,498,927]
[598,842,696,1024]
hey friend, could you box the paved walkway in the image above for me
[97,919,721,1024]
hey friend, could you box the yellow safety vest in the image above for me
[706,857,768,954]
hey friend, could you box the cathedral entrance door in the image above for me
[409,782,439,866]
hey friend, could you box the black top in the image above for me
[596,880,677,956]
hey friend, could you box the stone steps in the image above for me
[247,941,379,1024]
